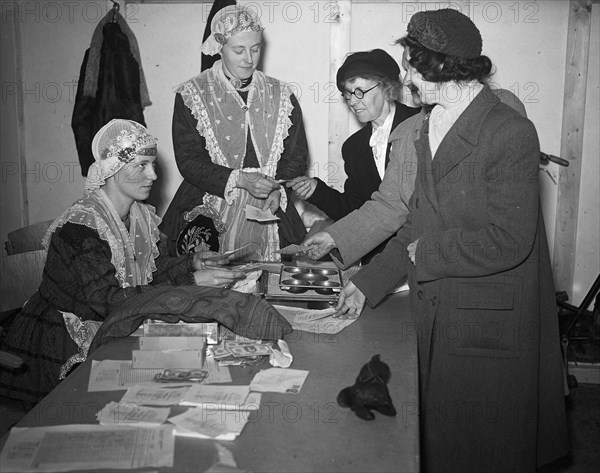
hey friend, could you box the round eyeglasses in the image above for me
[342,83,381,101]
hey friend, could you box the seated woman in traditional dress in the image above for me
[160,5,308,261]
[287,49,419,263]
[0,119,291,404]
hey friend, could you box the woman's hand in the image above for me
[287,176,317,200]
[407,239,419,265]
[192,251,229,269]
[237,172,278,199]
[193,267,245,288]
[303,231,336,260]
[334,281,366,318]
[263,189,281,214]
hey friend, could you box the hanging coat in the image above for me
[72,13,149,176]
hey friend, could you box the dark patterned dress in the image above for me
[0,222,194,404]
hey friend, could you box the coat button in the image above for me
[430,296,437,306]
[417,290,424,300]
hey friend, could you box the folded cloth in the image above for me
[89,286,292,353]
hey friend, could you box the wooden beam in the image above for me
[12,8,28,228]
[327,1,351,190]
[552,0,592,296]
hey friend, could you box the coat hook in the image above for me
[111,1,120,22]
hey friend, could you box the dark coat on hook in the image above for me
[72,22,146,176]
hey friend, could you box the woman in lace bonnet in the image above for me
[161,5,308,261]
[0,119,293,404]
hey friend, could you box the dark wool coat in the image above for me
[71,22,146,176]
[352,86,569,472]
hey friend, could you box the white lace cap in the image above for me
[201,5,264,56]
[85,119,157,192]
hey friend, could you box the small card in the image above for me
[244,205,280,222]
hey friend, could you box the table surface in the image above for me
[3,292,419,473]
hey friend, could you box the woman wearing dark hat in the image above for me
[287,49,419,263]
[327,8,568,473]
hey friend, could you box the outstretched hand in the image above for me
[287,176,317,200]
[303,231,336,260]
[193,251,230,269]
[237,172,278,199]
[193,267,246,288]
[334,281,366,319]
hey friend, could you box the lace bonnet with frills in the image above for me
[85,119,157,192]
[201,5,264,56]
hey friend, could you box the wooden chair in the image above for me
[0,250,47,369]
[4,219,53,255]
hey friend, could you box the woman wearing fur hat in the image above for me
[316,8,568,472]
[0,119,291,404]
[161,5,308,262]
[288,49,419,263]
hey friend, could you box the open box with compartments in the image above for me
[259,264,343,303]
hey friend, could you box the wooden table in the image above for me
[3,292,419,472]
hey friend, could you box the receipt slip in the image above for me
[250,368,309,394]
[132,349,204,369]
[180,385,261,410]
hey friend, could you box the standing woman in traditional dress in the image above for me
[0,119,290,404]
[161,5,308,261]
[327,9,569,473]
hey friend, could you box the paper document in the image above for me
[0,424,174,472]
[180,385,260,410]
[274,305,358,334]
[244,205,280,222]
[120,384,192,406]
[250,368,309,394]
[96,401,170,426]
[169,407,252,441]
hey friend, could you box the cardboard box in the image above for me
[138,336,206,352]
[132,349,205,369]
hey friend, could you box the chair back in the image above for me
[0,250,47,313]
[5,219,53,255]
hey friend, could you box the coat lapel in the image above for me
[432,85,499,184]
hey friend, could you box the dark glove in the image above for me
[337,355,397,420]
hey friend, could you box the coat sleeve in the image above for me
[40,223,193,322]
[326,124,417,268]
[275,93,308,180]
[307,138,373,221]
[350,198,414,307]
[415,116,540,282]
[172,92,233,198]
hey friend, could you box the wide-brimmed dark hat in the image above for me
[336,49,400,92]
[407,8,482,58]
